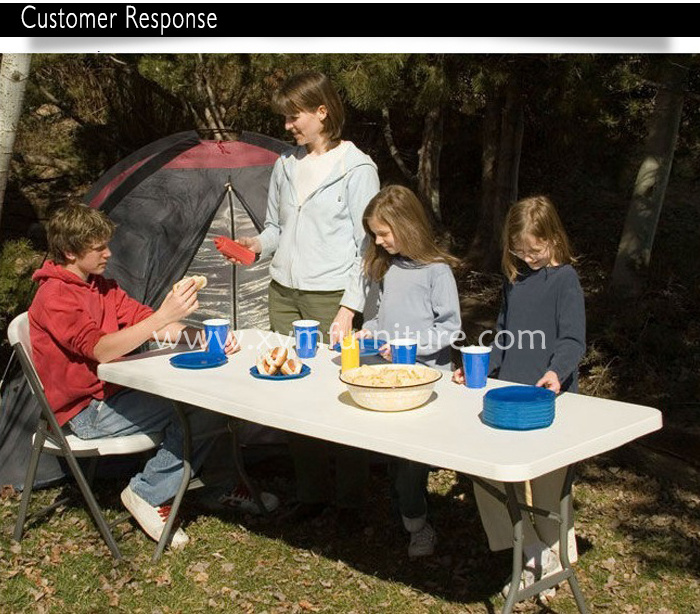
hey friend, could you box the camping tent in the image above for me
[0,130,290,489]
[86,130,288,330]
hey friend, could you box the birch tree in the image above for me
[610,59,688,299]
[0,53,32,228]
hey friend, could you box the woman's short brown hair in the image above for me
[47,204,116,265]
[271,71,345,143]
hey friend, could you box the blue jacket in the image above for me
[258,141,380,312]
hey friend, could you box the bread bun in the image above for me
[173,275,207,293]
[268,346,288,368]
[256,354,278,376]
[280,358,303,376]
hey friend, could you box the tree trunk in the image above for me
[468,77,524,272]
[196,54,227,141]
[610,59,688,299]
[381,107,415,182]
[0,53,32,229]
[417,104,444,223]
[494,77,524,227]
[382,104,444,227]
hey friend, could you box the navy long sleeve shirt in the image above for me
[488,264,586,392]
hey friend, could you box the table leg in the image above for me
[559,465,589,613]
[152,401,192,563]
[470,470,590,614]
[502,482,525,614]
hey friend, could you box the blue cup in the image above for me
[204,318,230,357]
[390,338,418,364]
[461,345,492,389]
[292,319,320,359]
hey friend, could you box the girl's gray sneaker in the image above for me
[408,522,436,558]
[501,547,561,601]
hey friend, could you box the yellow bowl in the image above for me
[339,364,443,412]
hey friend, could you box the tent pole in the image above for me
[225,179,238,330]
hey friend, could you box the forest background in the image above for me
[1,52,699,470]
[1,51,700,613]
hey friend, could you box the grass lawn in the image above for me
[2,446,698,614]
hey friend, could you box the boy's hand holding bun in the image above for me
[173,275,207,292]
[157,276,205,326]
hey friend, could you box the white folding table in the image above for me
[98,328,662,613]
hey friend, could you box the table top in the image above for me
[98,329,662,482]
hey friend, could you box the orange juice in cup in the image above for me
[341,333,360,372]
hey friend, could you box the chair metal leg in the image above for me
[62,450,123,560]
[13,425,46,542]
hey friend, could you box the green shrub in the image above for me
[0,238,42,341]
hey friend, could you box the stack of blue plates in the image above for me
[482,385,556,431]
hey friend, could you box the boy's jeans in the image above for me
[68,388,228,507]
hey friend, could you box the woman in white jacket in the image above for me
[227,71,380,527]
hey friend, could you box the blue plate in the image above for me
[170,351,228,370]
[249,364,311,380]
[331,338,384,357]
[482,385,556,431]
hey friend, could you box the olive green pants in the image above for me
[269,280,369,509]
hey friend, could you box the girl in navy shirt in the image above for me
[454,195,586,600]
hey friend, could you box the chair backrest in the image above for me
[7,311,28,348]
[7,312,58,429]
[7,313,163,462]
[8,311,33,360]
[8,311,42,389]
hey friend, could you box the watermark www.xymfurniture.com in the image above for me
[151,326,547,353]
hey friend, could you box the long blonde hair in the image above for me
[501,195,576,282]
[363,185,461,282]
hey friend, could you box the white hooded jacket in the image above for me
[258,141,380,312]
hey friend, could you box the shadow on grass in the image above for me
[10,445,698,613]
[575,453,700,579]
[177,450,504,610]
[181,449,595,613]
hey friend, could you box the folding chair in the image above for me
[7,311,163,560]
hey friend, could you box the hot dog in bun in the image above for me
[256,353,278,376]
[255,346,303,376]
[268,346,288,368]
[280,357,303,376]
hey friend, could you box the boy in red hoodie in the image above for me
[28,204,277,548]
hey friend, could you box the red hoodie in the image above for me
[28,261,154,426]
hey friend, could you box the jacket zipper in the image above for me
[284,152,358,288]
